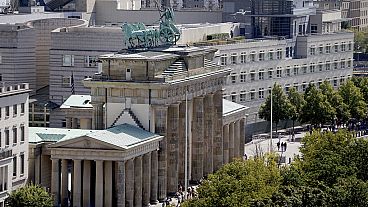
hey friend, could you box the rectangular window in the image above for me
[220,55,227,65]
[240,93,246,102]
[231,54,237,64]
[268,70,273,79]
[20,126,24,142]
[319,46,323,54]
[326,63,331,71]
[5,106,9,117]
[259,52,265,61]
[326,45,331,53]
[62,55,74,67]
[334,62,338,70]
[276,69,282,78]
[259,89,264,99]
[20,154,24,175]
[286,47,290,58]
[250,72,255,81]
[231,94,237,102]
[13,128,17,144]
[240,52,246,63]
[286,69,291,76]
[84,56,98,67]
[5,129,9,146]
[341,43,346,52]
[250,53,256,62]
[62,76,71,87]
[293,67,299,75]
[310,47,316,55]
[302,66,307,74]
[13,105,17,116]
[250,91,255,100]
[231,75,236,83]
[341,61,345,68]
[269,52,274,60]
[276,50,282,59]
[348,42,352,51]
[334,44,339,52]
[311,24,318,33]
[319,64,323,71]
[21,103,24,114]
[348,60,352,68]
[334,79,338,87]
[258,71,264,80]
[240,73,246,82]
[310,65,315,73]
[13,157,16,177]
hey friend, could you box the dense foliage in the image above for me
[182,131,368,207]
[6,184,53,207]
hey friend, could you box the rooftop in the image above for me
[60,95,92,109]
[29,127,96,143]
[223,99,249,116]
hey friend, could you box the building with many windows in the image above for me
[0,83,30,206]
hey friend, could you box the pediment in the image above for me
[51,136,122,150]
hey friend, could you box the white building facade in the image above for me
[214,31,354,137]
[0,83,30,205]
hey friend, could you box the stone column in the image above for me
[66,118,72,128]
[92,103,104,130]
[95,160,104,207]
[72,118,78,129]
[223,124,230,164]
[234,120,241,158]
[229,122,235,161]
[34,152,40,184]
[150,150,159,205]
[61,159,68,207]
[126,159,134,207]
[154,106,167,201]
[83,160,91,207]
[116,161,126,207]
[213,90,224,171]
[73,159,82,207]
[166,104,179,194]
[178,101,186,184]
[240,118,246,157]
[204,94,214,175]
[192,97,204,182]
[104,161,113,207]
[134,156,143,207]
[51,159,60,207]
[142,153,151,207]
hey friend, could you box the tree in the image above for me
[300,84,335,127]
[181,157,281,207]
[259,83,292,133]
[287,87,305,137]
[339,80,367,123]
[319,81,350,125]
[352,76,368,103]
[354,30,368,52]
[6,184,53,207]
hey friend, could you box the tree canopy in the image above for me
[182,131,368,207]
[6,184,53,207]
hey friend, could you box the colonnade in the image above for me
[51,150,159,207]
[222,118,246,164]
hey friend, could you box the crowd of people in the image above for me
[162,183,197,207]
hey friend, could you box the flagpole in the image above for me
[184,83,188,200]
[270,86,273,153]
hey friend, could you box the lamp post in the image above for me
[270,86,273,153]
[184,81,188,200]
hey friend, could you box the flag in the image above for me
[71,72,75,95]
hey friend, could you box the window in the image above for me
[269,51,274,60]
[250,90,255,100]
[13,127,17,144]
[85,56,98,67]
[62,55,74,67]
[62,76,71,87]
[310,64,315,73]
[276,50,282,59]
[259,89,264,99]
[220,54,227,65]
[231,93,237,102]
[334,79,338,87]
[348,42,352,51]
[326,63,331,70]
[20,126,24,142]
[276,68,282,78]
[326,45,331,54]
[310,47,316,55]
[334,44,339,52]
[348,60,352,68]
[268,70,273,79]
[250,53,256,62]
[259,52,265,61]
[341,43,346,52]
[286,68,291,76]
[302,83,307,91]
[21,103,24,114]
[240,52,246,63]
[13,157,16,177]
[240,72,246,82]
[250,71,256,81]
[311,24,318,33]
[293,67,299,75]
[258,71,264,80]
[20,154,24,175]
[319,45,323,54]
[5,106,9,117]
[231,53,237,64]
[13,105,17,116]
[302,66,307,74]
[231,74,236,83]
[334,62,338,70]
[318,64,323,71]
[240,92,246,102]
[5,129,9,146]
[341,61,345,69]
[286,47,290,58]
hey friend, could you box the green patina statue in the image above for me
[122,7,181,49]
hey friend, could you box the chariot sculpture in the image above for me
[122,7,181,49]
